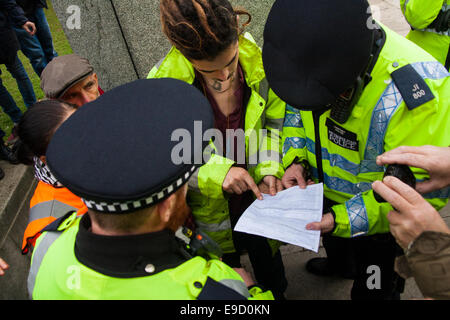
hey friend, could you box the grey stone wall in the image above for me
[52,0,138,91]
[52,0,276,91]
[52,0,409,92]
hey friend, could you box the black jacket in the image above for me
[0,0,28,65]
[15,0,47,21]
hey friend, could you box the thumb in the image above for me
[306,213,334,232]
[306,222,321,231]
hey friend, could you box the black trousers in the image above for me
[323,199,405,300]
[223,191,288,299]
[223,234,288,299]
[323,233,405,300]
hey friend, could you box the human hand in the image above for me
[223,167,263,200]
[0,257,9,276]
[306,213,335,234]
[258,175,283,196]
[281,163,314,189]
[233,267,255,287]
[376,145,450,194]
[372,176,450,250]
[22,21,36,36]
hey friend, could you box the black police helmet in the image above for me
[46,78,214,214]
[263,0,375,110]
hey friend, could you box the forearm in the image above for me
[281,105,307,169]
[395,231,450,300]
[331,188,448,239]
[331,190,393,238]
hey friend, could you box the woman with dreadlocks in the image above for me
[149,0,287,299]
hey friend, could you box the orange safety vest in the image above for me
[22,181,87,254]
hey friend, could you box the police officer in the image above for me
[27,78,273,300]
[400,0,450,70]
[262,0,449,299]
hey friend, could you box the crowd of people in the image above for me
[0,0,57,179]
[0,0,449,300]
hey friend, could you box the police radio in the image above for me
[373,164,417,203]
[329,27,386,124]
[329,77,365,124]
[177,226,223,260]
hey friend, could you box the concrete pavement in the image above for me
[0,163,35,299]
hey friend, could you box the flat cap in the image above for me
[263,0,374,110]
[40,54,94,99]
[46,78,214,213]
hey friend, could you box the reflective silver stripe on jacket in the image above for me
[219,279,251,298]
[346,193,369,238]
[265,118,284,131]
[363,61,449,173]
[27,231,62,298]
[28,200,78,223]
[258,78,270,129]
[248,127,283,169]
[188,168,201,193]
[258,77,270,103]
[283,106,303,128]
[196,218,232,233]
[155,57,165,71]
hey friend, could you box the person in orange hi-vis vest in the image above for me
[23,183,88,254]
[14,100,87,254]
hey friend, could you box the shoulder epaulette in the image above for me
[41,211,78,233]
[391,64,435,110]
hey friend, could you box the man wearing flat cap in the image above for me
[27,78,273,300]
[40,54,103,107]
[263,0,449,299]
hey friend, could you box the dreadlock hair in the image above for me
[160,0,251,61]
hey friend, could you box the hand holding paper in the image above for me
[234,184,324,252]
[306,212,335,234]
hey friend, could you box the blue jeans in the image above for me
[0,55,36,139]
[2,55,36,108]
[0,74,21,140]
[14,7,58,77]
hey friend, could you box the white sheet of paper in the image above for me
[234,183,323,252]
